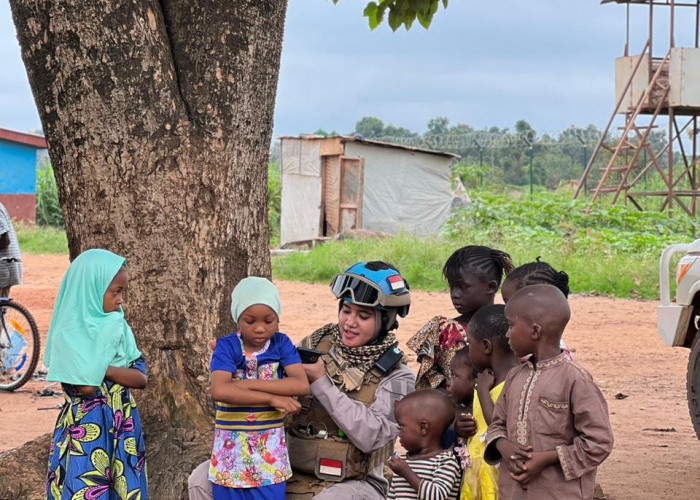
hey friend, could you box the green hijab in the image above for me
[44,249,141,386]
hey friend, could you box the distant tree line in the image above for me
[313,116,668,192]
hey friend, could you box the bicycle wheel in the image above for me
[0,299,40,391]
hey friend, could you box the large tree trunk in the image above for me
[0,1,287,497]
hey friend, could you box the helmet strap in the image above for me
[370,308,398,345]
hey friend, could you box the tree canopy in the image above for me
[331,0,448,30]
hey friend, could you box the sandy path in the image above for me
[1,254,699,498]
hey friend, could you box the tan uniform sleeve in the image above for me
[310,365,415,454]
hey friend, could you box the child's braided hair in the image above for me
[506,257,570,297]
[443,245,514,286]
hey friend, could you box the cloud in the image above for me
[274,0,629,135]
[0,0,646,138]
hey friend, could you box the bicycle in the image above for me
[0,257,41,391]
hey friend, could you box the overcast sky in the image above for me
[0,0,685,137]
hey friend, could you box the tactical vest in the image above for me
[286,335,396,493]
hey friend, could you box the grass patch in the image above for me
[273,190,696,300]
[273,236,453,292]
[11,189,689,300]
[15,223,68,254]
[272,233,666,300]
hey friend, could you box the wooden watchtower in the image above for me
[575,0,700,215]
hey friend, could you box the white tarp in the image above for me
[280,140,322,245]
[281,139,321,176]
[280,137,456,246]
[344,142,454,235]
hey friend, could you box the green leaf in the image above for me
[417,10,432,29]
[363,2,379,26]
[403,11,417,30]
[376,3,387,25]
[388,8,403,31]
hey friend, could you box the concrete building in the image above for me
[0,128,48,223]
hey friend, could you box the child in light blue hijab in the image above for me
[44,249,148,499]
[209,277,309,500]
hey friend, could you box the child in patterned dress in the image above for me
[462,304,518,499]
[408,246,513,390]
[209,277,309,500]
[44,249,148,499]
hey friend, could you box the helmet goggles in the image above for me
[330,272,410,310]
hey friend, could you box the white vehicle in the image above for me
[658,239,700,438]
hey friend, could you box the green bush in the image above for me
[36,163,64,227]
[268,162,281,246]
[445,190,698,256]
[273,190,696,300]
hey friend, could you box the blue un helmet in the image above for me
[330,261,411,338]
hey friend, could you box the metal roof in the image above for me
[278,135,460,159]
[0,128,47,149]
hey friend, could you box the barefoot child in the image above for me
[209,277,309,499]
[44,249,148,498]
[463,304,518,500]
[408,246,513,390]
[387,389,462,500]
[484,284,614,499]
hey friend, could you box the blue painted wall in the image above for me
[0,139,38,195]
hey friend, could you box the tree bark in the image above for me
[1,1,288,497]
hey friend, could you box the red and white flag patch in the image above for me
[388,275,405,291]
[319,458,343,477]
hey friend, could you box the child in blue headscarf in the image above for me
[208,277,309,500]
[43,249,148,499]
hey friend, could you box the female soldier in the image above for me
[188,261,415,500]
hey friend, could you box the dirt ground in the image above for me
[2,254,700,499]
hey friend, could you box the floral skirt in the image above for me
[209,427,291,490]
[46,382,147,499]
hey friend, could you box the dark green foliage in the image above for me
[273,189,696,299]
[353,116,420,140]
[268,162,281,246]
[446,190,698,257]
[353,117,386,138]
[35,163,64,228]
[330,0,448,31]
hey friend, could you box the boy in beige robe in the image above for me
[484,284,613,500]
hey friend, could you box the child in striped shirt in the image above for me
[387,389,461,500]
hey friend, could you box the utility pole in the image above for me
[521,133,534,195]
[574,128,588,195]
[473,138,485,188]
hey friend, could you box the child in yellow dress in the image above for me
[461,304,517,500]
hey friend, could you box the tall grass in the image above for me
[15,223,68,254]
[272,234,667,299]
[17,181,692,299]
[273,236,452,291]
[36,163,64,227]
[273,191,697,300]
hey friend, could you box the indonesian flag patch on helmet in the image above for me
[388,274,406,292]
